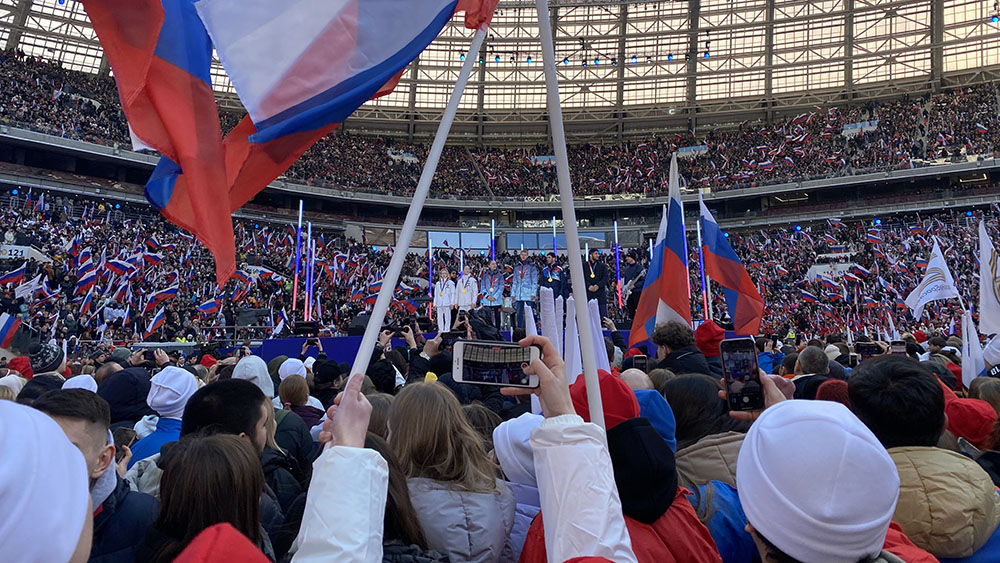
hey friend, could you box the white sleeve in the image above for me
[530,414,637,563]
[292,446,388,563]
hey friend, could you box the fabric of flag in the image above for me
[144,253,163,266]
[145,307,166,339]
[85,0,497,286]
[145,285,179,313]
[850,265,871,278]
[905,240,960,320]
[75,270,97,296]
[801,290,819,303]
[827,218,844,229]
[0,313,20,348]
[196,297,220,315]
[979,220,1000,334]
[81,288,95,317]
[817,275,839,290]
[105,259,135,276]
[0,263,25,285]
[962,310,987,388]
[630,155,690,347]
[699,198,764,335]
[976,123,989,134]
[866,231,883,244]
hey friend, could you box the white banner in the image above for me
[905,240,960,320]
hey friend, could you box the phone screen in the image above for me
[890,340,907,355]
[632,355,649,373]
[440,331,464,349]
[854,342,881,360]
[720,338,764,411]
[456,342,538,387]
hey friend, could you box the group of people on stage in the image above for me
[432,248,618,331]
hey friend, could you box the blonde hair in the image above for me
[262,400,281,452]
[0,386,14,401]
[389,383,498,493]
[278,375,309,409]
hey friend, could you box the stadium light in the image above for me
[10,189,16,195]
[526,56,532,63]
[993,14,999,22]
[630,55,637,64]
[495,55,500,63]
[875,218,881,225]
[115,204,120,209]
[254,223,260,229]
[704,51,710,59]
[967,211,974,217]
[724,232,729,238]
[795,225,802,231]
[460,54,465,61]
[667,53,673,61]
[594,57,600,65]
[562,57,568,65]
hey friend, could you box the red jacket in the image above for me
[883,521,939,563]
[519,487,722,563]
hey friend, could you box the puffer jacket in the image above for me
[674,431,743,491]
[125,453,163,498]
[407,477,516,563]
[90,476,159,563]
[890,446,1000,559]
[381,540,450,563]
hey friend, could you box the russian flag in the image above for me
[196,297,220,315]
[85,0,496,286]
[105,259,135,276]
[818,275,839,290]
[80,288,94,318]
[75,270,98,296]
[145,284,179,313]
[699,199,764,335]
[0,313,20,348]
[866,231,883,244]
[801,290,819,303]
[873,248,888,261]
[976,123,989,134]
[144,307,166,339]
[851,264,871,278]
[864,296,878,309]
[827,218,845,229]
[0,263,25,285]
[232,270,252,285]
[821,234,838,245]
[144,253,163,266]
[914,258,929,269]
[630,155,690,347]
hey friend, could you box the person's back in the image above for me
[850,356,1000,559]
[128,367,198,469]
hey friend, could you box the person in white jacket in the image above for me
[293,334,636,563]
[433,269,456,332]
[455,265,479,313]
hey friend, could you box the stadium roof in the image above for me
[2,0,999,142]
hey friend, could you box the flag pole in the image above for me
[305,222,312,321]
[292,200,303,313]
[552,215,557,254]
[350,26,488,379]
[614,220,622,309]
[535,0,605,429]
[490,219,496,260]
[427,233,434,319]
[696,192,711,321]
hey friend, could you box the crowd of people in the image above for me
[2,51,998,201]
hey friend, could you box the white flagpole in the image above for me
[350,26,488,379]
[535,0,605,429]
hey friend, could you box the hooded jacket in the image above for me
[493,413,543,562]
[97,367,155,424]
[407,477,515,563]
[674,431,744,491]
[889,446,1000,559]
[656,345,712,376]
[90,475,159,563]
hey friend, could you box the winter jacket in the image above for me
[790,373,831,400]
[433,279,455,308]
[273,408,315,482]
[889,446,1000,559]
[656,345,712,376]
[480,269,504,307]
[511,261,538,302]
[705,356,723,378]
[261,446,305,516]
[521,417,722,563]
[125,453,163,498]
[685,481,756,563]
[504,480,539,562]
[407,477,516,563]
[97,367,155,425]
[674,431,743,491]
[290,404,325,429]
[539,265,563,299]
[455,276,478,309]
[756,351,785,375]
[294,446,388,563]
[381,541,450,563]
[90,475,159,563]
[127,416,181,469]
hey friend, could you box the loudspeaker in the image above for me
[293,321,319,336]
[347,314,370,337]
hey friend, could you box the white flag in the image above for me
[905,241,960,320]
[978,220,1000,334]
[14,274,40,300]
[962,310,987,388]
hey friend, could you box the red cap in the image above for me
[815,379,851,409]
[8,356,32,379]
[913,330,927,343]
[946,398,998,450]
[200,355,217,368]
[624,347,644,358]
[570,369,639,430]
[694,320,725,358]
[173,523,269,563]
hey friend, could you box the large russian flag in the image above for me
[0,313,20,349]
[629,154,691,348]
[699,199,764,335]
[83,0,496,286]
[0,263,25,286]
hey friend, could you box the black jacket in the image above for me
[583,260,609,300]
[260,447,305,517]
[656,345,712,376]
[382,541,450,563]
[273,409,315,484]
[792,373,831,400]
[91,476,159,563]
[606,417,678,524]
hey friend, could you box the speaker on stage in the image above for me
[347,314,370,336]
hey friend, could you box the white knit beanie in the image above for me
[737,400,899,563]
[279,358,307,381]
[63,374,98,393]
[147,367,199,420]
[492,413,544,487]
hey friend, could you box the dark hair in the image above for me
[756,530,878,563]
[94,362,123,385]
[796,346,829,374]
[806,339,824,349]
[151,433,264,563]
[848,355,945,449]
[462,403,502,454]
[367,392,394,439]
[364,433,429,549]
[15,374,64,406]
[662,375,744,450]
[652,321,695,350]
[32,389,112,440]
[181,380,267,449]
[779,353,798,375]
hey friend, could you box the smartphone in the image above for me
[143,350,156,363]
[452,340,540,388]
[854,342,881,361]
[890,340,907,355]
[720,338,764,411]
[439,330,465,349]
[848,353,859,368]
[632,355,650,373]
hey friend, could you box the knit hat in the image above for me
[634,388,677,452]
[278,358,306,381]
[946,398,998,450]
[823,344,841,361]
[313,360,343,385]
[0,374,25,395]
[913,330,927,343]
[737,400,898,563]
[694,320,725,358]
[267,355,287,382]
[815,379,851,409]
[63,374,98,393]
[7,356,32,379]
[570,369,640,430]
[0,400,90,562]
[492,412,544,487]
[110,347,131,363]
[233,356,274,397]
[367,359,397,394]
[29,342,64,375]
[147,367,199,419]
[946,336,963,349]
[199,354,217,368]
[16,374,64,406]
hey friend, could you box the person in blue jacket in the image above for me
[480,260,505,330]
[539,252,563,300]
[511,249,538,329]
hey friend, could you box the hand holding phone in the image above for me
[452,340,540,388]
[889,340,907,355]
[631,355,650,373]
[499,335,575,418]
[720,338,764,411]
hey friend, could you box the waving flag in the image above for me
[801,290,819,303]
[630,154,690,347]
[699,196,764,334]
[0,263,25,286]
[979,220,1000,334]
[84,0,497,286]
[963,310,987,388]
[827,218,845,229]
[80,288,94,317]
[905,240,960,320]
[75,270,98,296]
[196,297,221,315]
[866,231,883,244]
[105,260,136,276]
[144,307,166,340]
[0,313,20,349]
[145,284,179,313]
